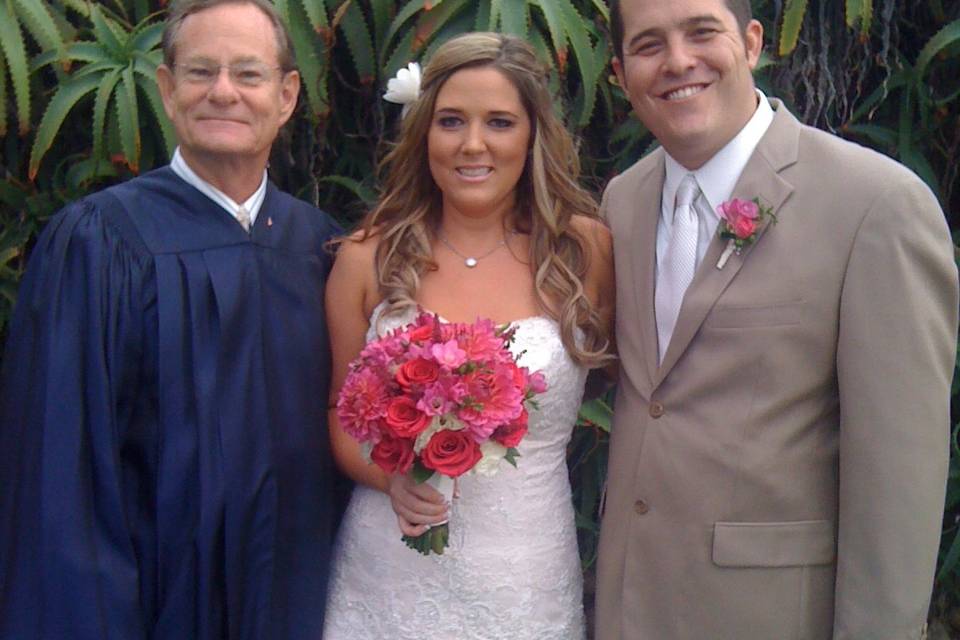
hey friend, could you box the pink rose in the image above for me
[718,198,760,239]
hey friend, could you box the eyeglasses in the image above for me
[172,61,286,88]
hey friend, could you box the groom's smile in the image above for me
[661,83,710,101]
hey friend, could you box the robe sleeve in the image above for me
[0,198,154,640]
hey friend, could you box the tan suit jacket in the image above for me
[595,100,959,640]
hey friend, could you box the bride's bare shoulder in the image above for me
[329,228,382,316]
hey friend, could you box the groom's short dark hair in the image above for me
[609,0,753,58]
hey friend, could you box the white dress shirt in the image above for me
[656,91,775,274]
[169,147,268,228]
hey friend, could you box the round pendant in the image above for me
[465,257,478,268]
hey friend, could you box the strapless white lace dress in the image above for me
[323,303,587,640]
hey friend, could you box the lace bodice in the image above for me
[324,303,588,640]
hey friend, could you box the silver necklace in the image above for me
[438,231,509,268]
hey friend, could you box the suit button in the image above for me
[634,500,650,515]
[649,402,665,418]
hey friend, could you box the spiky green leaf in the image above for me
[937,529,960,581]
[531,0,568,67]
[842,123,897,150]
[116,63,141,171]
[135,73,176,156]
[0,3,31,135]
[65,156,119,187]
[29,48,61,71]
[778,0,808,56]
[132,0,150,23]
[132,51,158,79]
[411,0,469,54]
[418,7,472,64]
[527,27,551,69]
[92,67,122,166]
[556,0,599,125]
[915,18,960,87]
[370,0,392,52]
[29,74,101,179]
[384,0,435,53]
[73,60,122,79]
[383,25,418,78]
[498,0,528,38]
[475,0,492,31]
[64,41,114,64]
[130,21,164,53]
[0,55,7,137]
[338,0,376,84]
[848,68,908,122]
[282,0,330,119]
[11,0,65,58]
[590,0,609,21]
[90,6,124,58]
[845,0,873,33]
[298,0,330,32]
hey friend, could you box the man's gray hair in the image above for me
[161,0,297,71]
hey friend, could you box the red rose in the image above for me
[408,324,434,343]
[384,396,430,437]
[370,432,415,475]
[396,358,440,389]
[492,408,528,448]
[420,429,482,477]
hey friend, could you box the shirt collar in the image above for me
[169,147,268,223]
[662,90,774,224]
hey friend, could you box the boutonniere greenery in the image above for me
[715,197,777,269]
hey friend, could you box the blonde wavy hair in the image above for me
[359,32,610,367]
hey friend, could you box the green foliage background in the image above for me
[1,0,958,629]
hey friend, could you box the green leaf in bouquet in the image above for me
[504,447,520,468]
[402,522,449,556]
[410,461,434,484]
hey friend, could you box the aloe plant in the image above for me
[0,0,66,136]
[778,0,874,55]
[28,5,172,179]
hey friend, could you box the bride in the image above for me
[322,32,614,639]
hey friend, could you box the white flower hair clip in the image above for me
[383,62,421,117]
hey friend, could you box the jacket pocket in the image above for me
[712,520,835,568]
[705,301,804,328]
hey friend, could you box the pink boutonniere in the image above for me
[715,197,777,269]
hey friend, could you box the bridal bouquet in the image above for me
[336,310,547,555]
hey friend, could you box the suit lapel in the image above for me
[624,152,665,394]
[654,101,801,385]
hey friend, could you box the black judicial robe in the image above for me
[0,167,342,639]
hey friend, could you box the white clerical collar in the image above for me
[169,147,268,226]
[662,90,774,225]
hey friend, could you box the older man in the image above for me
[596,0,958,638]
[0,1,341,638]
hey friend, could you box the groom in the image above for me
[596,0,958,638]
